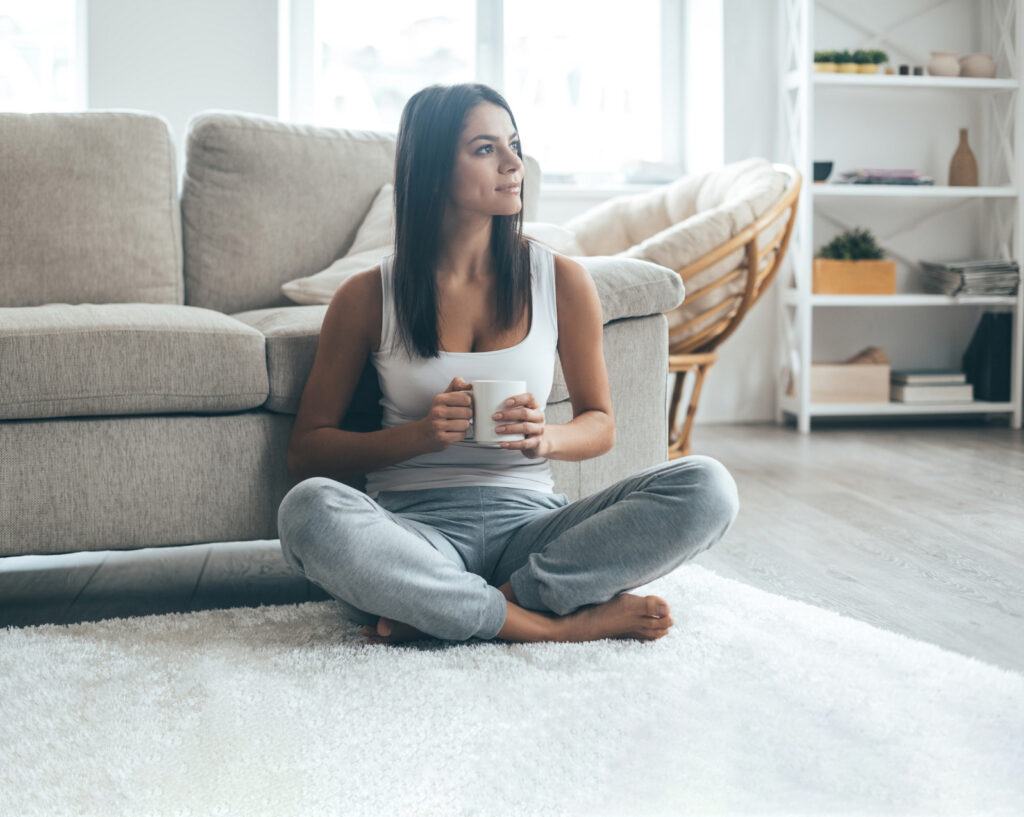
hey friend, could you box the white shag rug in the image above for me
[2,564,1022,817]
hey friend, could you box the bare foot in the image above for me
[555,594,674,643]
[360,616,430,645]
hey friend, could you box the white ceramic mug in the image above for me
[470,380,527,446]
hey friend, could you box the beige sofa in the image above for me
[0,110,684,559]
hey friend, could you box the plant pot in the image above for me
[837,62,859,73]
[858,64,878,73]
[813,62,837,73]
[928,51,960,77]
[813,258,897,294]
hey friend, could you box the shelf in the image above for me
[812,184,1016,198]
[783,290,1019,307]
[779,397,1015,417]
[787,71,1019,91]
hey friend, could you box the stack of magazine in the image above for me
[832,169,934,185]
[919,259,1020,296]
[890,370,973,403]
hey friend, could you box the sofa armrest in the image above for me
[573,256,685,324]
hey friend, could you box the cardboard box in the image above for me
[788,363,892,402]
[813,259,897,294]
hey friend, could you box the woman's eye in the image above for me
[477,142,520,155]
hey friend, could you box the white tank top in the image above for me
[364,238,558,499]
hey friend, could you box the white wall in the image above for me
[713,0,781,424]
[86,0,278,187]
[82,0,784,424]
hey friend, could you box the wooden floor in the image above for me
[2,418,1022,674]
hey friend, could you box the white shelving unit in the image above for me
[778,0,1024,432]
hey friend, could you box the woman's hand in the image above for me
[418,376,474,453]
[493,391,550,458]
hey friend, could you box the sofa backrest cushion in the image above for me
[181,111,544,315]
[0,111,182,308]
[181,111,401,314]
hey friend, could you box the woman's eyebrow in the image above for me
[468,132,519,144]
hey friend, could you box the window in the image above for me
[288,0,685,185]
[310,0,475,132]
[502,1,669,184]
[0,0,84,111]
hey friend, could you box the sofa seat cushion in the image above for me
[231,257,683,418]
[0,304,268,420]
[230,305,570,418]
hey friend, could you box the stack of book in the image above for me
[890,370,973,403]
[919,259,1020,296]
[833,168,934,185]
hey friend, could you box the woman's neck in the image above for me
[437,212,493,286]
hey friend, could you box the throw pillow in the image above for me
[279,182,586,305]
[280,183,395,305]
[522,222,584,256]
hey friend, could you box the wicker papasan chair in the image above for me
[558,159,801,458]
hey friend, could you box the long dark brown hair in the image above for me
[392,83,531,359]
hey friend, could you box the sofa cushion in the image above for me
[279,182,572,305]
[182,111,543,315]
[0,111,182,308]
[181,112,398,315]
[0,304,268,420]
[280,183,396,306]
[230,304,570,416]
[231,256,683,416]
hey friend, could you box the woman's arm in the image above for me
[545,252,615,461]
[287,269,435,482]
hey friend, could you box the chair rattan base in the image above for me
[667,352,718,459]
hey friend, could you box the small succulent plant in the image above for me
[817,228,885,260]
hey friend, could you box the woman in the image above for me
[278,83,739,646]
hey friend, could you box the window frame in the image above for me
[280,0,688,188]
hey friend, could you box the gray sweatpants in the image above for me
[277,456,739,641]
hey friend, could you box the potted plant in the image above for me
[835,49,858,73]
[813,228,897,294]
[813,50,837,72]
[870,49,889,71]
[852,49,876,73]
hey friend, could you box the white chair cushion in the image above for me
[564,158,787,265]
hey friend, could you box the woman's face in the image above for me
[447,101,523,219]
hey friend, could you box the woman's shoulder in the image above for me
[330,265,383,352]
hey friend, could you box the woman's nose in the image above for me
[500,146,522,170]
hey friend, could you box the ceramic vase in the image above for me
[959,53,996,78]
[928,51,960,77]
[949,128,979,186]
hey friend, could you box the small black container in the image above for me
[813,161,833,182]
